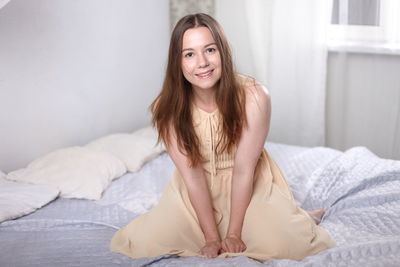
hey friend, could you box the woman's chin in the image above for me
[191,80,220,91]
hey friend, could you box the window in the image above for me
[332,0,380,26]
[328,0,400,50]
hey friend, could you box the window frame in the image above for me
[328,0,400,45]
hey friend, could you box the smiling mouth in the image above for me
[195,70,214,79]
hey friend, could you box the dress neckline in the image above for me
[193,104,219,116]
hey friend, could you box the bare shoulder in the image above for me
[236,74,270,112]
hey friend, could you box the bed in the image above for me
[1,128,400,267]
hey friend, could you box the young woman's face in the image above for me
[181,27,222,92]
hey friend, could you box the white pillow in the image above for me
[132,125,160,139]
[5,147,126,200]
[85,126,165,172]
[0,176,59,222]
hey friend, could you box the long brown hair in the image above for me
[151,13,247,167]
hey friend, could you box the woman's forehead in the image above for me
[182,27,216,50]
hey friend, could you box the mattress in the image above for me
[1,142,399,267]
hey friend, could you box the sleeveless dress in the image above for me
[110,104,336,262]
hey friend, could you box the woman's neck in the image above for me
[192,86,217,112]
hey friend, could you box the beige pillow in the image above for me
[86,126,165,172]
[6,147,126,200]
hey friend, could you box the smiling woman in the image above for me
[181,27,222,101]
[109,13,336,261]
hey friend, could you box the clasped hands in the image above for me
[199,234,247,258]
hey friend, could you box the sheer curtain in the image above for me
[244,0,333,147]
[0,0,11,9]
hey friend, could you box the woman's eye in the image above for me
[185,52,194,58]
[207,47,216,53]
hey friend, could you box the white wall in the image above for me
[0,0,169,172]
[326,52,400,160]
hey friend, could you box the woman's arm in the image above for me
[166,125,221,257]
[223,83,271,252]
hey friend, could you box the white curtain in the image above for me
[384,0,400,45]
[244,0,333,147]
[0,0,11,9]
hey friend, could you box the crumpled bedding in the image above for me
[1,143,399,267]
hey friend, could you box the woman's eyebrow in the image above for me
[182,42,217,53]
[204,42,217,48]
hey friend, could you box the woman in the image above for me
[110,13,335,261]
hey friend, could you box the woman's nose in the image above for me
[198,53,209,68]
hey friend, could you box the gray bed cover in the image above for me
[1,143,399,267]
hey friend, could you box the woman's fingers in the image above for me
[221,240,228,253]
[224,240,233,252]
[199,240,222,258]
[202,248,218,258]
[200,249,217,258]
[201,238,247,257]
[206,252,217,258]
[221,237,247,253]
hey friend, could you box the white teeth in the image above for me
[197,70,212,77]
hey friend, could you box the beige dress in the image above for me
[110,104,336,262]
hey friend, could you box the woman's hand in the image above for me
[221,234,246,253]
[199,240,222,258]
